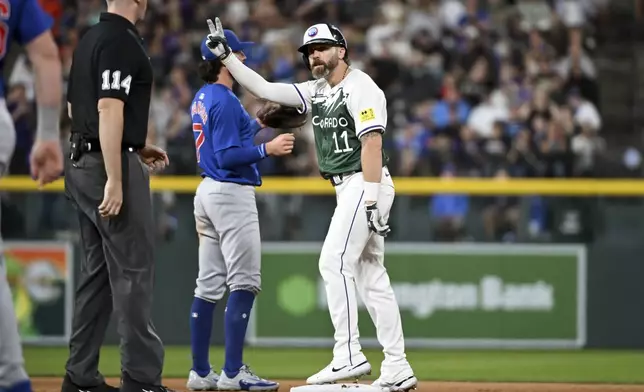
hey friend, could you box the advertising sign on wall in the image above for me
[248,243,586,349]
[4,241,73,345]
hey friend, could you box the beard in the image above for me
[311,55,339,79]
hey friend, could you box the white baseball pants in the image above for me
[319,166,407,370]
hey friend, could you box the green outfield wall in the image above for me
[247,243,585,349]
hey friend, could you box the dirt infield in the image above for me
[31,377,644,392]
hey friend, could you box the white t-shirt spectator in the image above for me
[226,0,250,25]
[466,102,509,138]
[365,23,413,61]
[574,101,602,131]
[438,0,467,31]
[404,8,441,39]
[554,0,610,28]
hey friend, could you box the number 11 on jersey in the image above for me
[332,130,353,153]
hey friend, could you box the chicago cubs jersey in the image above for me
[191,83,261,186]
[293,69,388,177]
[0,0,53,97]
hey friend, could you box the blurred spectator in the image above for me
[507,127,542,177]
[466,93,509,139]
[481,168,520,242]
[430,164,469,241]
[568,88,601,133]
[432,81,471,133]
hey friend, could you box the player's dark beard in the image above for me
[311,54,339,80]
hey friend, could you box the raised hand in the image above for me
[205,18,231,60]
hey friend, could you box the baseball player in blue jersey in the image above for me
[0,1,65,392]
[185,30,293,392]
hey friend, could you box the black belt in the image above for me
[69,134,142,162]
[73,138,141,153]
[327,170,359,187]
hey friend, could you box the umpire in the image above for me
[63,2,172,392]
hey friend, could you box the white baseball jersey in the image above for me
[292,69,388,176]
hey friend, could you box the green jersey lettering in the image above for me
[311,87,387,177]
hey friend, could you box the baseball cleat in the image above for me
[372,368,417,392]
[216,365,279,391]
[306,359,372,385]
[120,371,177,392]
[61,374,119,392]
[187,369,220,390]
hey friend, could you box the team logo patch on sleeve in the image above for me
[191,101,208,124]
[359,108,375,123]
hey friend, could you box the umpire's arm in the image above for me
[95,39,139,184]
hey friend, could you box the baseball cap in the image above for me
[201,29,254,61]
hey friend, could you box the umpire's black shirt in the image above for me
[67,12,152,148]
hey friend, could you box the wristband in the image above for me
[220,48,234,64]
[364,181,380,203]
[36,104,61,140]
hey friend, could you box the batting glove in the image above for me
[205,18,231,60]
[366,203,391,237]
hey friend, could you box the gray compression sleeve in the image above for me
[36,104,61,140]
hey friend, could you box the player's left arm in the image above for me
[349,84,388,205]
[20,0,61,141]
[21,0,63,186]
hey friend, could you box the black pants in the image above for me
[64,151,164,386]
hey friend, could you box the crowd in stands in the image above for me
[3,0,612,242]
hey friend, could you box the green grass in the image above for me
[24,346,644,384]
